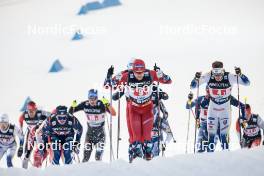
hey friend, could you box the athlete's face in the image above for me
[89,98,98,106]
[0,122,9,131]
[245,107,252,119]
[214,75,223,82]
[212,68,224,82]
[134,71,144,80]
[28,109,36,118]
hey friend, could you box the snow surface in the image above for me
[1,148,263,176]
[0,0,264,174]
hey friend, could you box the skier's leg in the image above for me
[207,103,218,152]
[197,123,206,153]
[6,144,16,167]
[126,102,134,159]
[0,146,6,161]
[142,104,154,160]
[151,106,160,157]
[63,141,73,165]
[82,131,93,163]
[126,102,133,144]
[219,104,231,150]
[23,131,34,169]
[129,106,143,144]
[250,138,261,148]
[151,127,159,157]
[95,135,105,161]
[33,149,42,168]
[52,141,61,165]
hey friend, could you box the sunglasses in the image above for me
[212,68,224,76]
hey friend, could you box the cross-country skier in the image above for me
[236,104,264,148]
[0,114,24,167]
[69,89,116,162]
[190,61,250,152]
[18,101,50,169]
[186,88,245,152]
[37,105,82,165]
[113,84,173,158]
[105,59,172,161]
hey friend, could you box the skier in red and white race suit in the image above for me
[105,59,172,161]
[190,61,250,152]
[18,101,50,168]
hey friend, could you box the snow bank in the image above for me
[1,147,263,176]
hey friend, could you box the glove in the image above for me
[196,119,200,128]
[241,121,248,129]
[153,63,164,78]
[71,100,78,108]
[107,65,114,79]
[156,69,164,79]
[195,72,201,80]
[17,145,23,157]
[101,97,110,107]
[161,143,166,152]
[72,141,80,154]
[188,92,193,100]
[153,63,160,72]
[235,67,241,75]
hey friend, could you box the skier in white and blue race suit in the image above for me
[0,113,24,167]
[190,61,250,152]
[186,90,246,152]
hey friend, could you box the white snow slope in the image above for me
[0,0,264,175]
[1,148,263,176]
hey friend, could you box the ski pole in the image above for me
[235,68,242,146]
[185,99,192,154]
[166,120,177,143]
[106,110,115,161]
[193,80,199,153]
[117,91,121,159]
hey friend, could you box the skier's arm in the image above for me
[230,96,246,119]
[73,116,83,142]
[150,70,172,84]
[101,98,116,116]
[69,102,85,114]
[194,98,202,119]
[228,73,250,86]
[257,115,264,130]
[14,125,24,146]
[190,72,211,89]
[18,113,25,129]
[112,90,125,101]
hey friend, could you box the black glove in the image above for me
[17,145,23,158]
[154,63,160,71]
[161,143,166,151]
[195,72,201,79]
[235,67,241,75]
[107,65,114,79]
[188,92,193,100]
